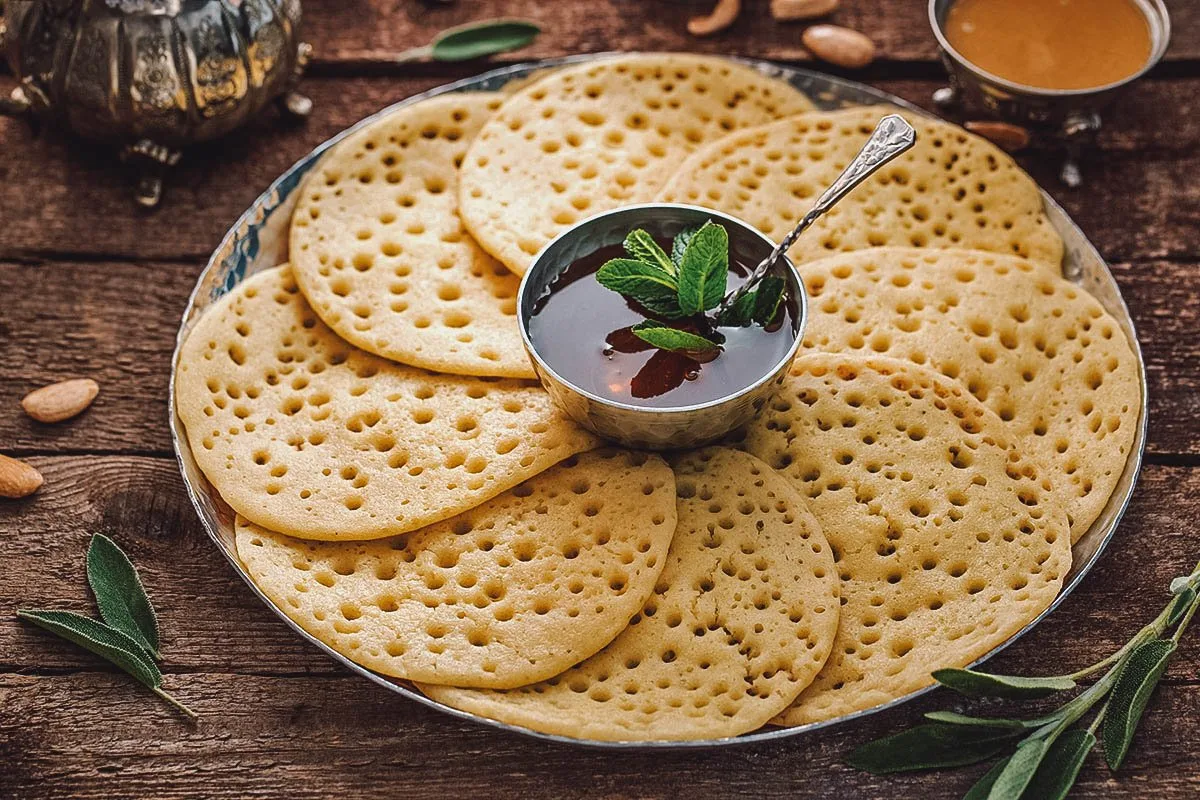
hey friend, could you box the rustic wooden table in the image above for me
[2,2,1199,797]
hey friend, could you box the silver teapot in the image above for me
[1,0,312,206]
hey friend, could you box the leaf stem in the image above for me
[394,45,433,63]
[1086,698,1109,736]
[1170,588,1200,644]
[153,686,199,720]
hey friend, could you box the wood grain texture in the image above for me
[2,256,1196,457]
[1,670,1198,800]
[2,457,1198,681]
[297,0,1200,66]
[1,78,1199,263]
[3,2,1200,796]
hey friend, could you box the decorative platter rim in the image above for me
[168,53,1149,750]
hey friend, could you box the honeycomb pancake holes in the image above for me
[736,354,1073,726]
[458,53,815,275]
[235,450,677,689]
[797,247,1140,542]
[174,265,599,541]
[419,448,840,742]
[657,105,1064,271]
[289,93,534,379]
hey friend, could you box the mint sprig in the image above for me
[595,221,786,355]
[849,559,1200,799]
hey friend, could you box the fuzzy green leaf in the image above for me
[1103,638,1177,770]
[596,258,684,318]
[963,758,1010,800]
[1167,587,1197,626]
[630,322,719,355]
[923,711,1033,731]
[429,20,540,62]
[623,229,676,277]
[677,221,729,314]
[670,226,700,268]
[17,610,161,688]
[752,275,786,325]
[716,292,757,327]
[847,724,1021,775]
[87,534,159,659]
[1169,575,1193,594]
[985,736,1050,800]
[1022,729,1096,800]
[933,668,1076,699]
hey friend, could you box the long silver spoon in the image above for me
[717,113,918,316]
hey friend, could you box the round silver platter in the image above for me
[169,54,1148,749]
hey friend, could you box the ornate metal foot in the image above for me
[121,139,182,209]
[0,86,32,116]
[932,85,960,110]
[1059,111,1102,189]
[278,41,314,118]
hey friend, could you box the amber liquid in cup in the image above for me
[528,237,798,408]
[944,0,1153,90]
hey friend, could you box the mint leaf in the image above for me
[677,221,728,314]
[752,275,786,325]
[87,534,160,659]
[596,258,684,318]
[428,20,541,62]
[630,321,719,354]
[670,225,700,269]
[623,230,676,277]
[717,291,757,327]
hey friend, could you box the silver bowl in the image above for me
[517,203,807,450]
[928,0,1171,186]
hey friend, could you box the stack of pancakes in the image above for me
[176,54,1139,741]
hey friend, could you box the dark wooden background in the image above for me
[2,1,1198,797]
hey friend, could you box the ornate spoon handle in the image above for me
[717,113,917,315]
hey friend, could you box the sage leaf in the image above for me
[670,226,700,268]
[716,291,757,327]
[428,19,540,62]
[87,534,159,659]
[1167,586,1197,627]
[18,610,161,688]
[963,758,1010,800]
[623,229,676,277]
[17,609,198,719]
[752,275,786,325]
[985,736,1050,800]
[677,222,729,314]
[923,711,1032,731]
[1022,729,1096,800]
[1103,638,1177,770]
[847,723,1020,775]
[933,668,1076,699]
[1169,574,1195,594]
[596,258,684,318]
[630,322,719,355]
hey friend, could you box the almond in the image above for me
[771,0,839,22]
[0,454,43,499]
[802,24,876,69]
[964,120,1032,152]
[21,378,100,423]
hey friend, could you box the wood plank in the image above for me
[1,671,1198,799]
[0,77,1197,263]
[2,456,1198,682]
[297,0,1200,66]
[1,253,1197,457]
